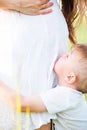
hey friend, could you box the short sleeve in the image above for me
[40,87,72,114]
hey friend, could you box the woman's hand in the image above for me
[0,0,54,15]
[18,0,54,15]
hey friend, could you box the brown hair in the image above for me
[72,44,87,93]
[60,0,87,44]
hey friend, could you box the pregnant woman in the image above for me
[0,0,86,130]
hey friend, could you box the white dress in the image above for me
[0,0,68,129]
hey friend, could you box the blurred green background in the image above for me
[76,19,87,43]
[69,19,87,48]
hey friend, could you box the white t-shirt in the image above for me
[41,86,87,130]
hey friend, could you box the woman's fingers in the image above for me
[38,8,53,15]
[19,1,54,15]
[36,0,50,5]
[19,0,50,7]
[40,1,54,10]
[36,1,53,15]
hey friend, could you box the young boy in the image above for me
[0,44,87,130]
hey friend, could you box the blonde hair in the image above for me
[72,44,87,93]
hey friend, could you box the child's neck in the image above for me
[58,80,78,90]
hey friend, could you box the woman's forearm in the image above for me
[0,0,53,15]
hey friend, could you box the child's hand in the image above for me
[0,82,16,108]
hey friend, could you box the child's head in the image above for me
[54,44,87,93]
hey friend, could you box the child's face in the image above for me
[54,50,79,78]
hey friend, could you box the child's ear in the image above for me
[65,72,77,84]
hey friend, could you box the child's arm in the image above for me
[0,81,47,112]
[21,95,47,112]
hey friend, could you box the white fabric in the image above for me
[41,86,87,130]
[0,0,68,129]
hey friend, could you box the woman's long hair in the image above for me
[60,0,87,44]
